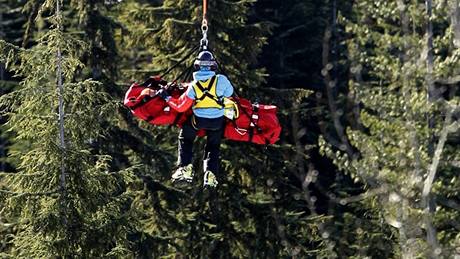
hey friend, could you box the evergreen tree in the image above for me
[114,0,333,257]
[0,0,28,252]
[0,0,29,174]
[0,0,27,46]
[0,0,136,256]
[254,1,383,257]
[5,0,459,257]
[68,0,153,172]
[255,0,330,89]
[321,0,460,257]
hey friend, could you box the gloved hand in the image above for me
[156,88,170,100]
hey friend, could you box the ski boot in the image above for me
[171,164,194,187]
[203,171,218,188]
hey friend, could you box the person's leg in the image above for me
[203,129,222,175]
[177,121,197,167]
[203,126,223,188]
[203,121,223,175]
[181,115,223,187]
[172,120,198,184]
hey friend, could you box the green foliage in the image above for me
[1,0,458,257]
[255,0,330,88]
[320,0,460,257]
[0,0,27,45]
[0,1,135,256]
[113,0,329,257]
[117,0,269,89]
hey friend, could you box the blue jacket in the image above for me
[186,70,234,118]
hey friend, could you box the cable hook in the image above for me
[200,18,208,49]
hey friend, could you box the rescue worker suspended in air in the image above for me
[141,50,233,188]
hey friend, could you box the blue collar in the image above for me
[193,70,216,81]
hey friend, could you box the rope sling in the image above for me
[131,0,211,112]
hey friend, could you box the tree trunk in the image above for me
[321,3,353,157]
[424,0,440,255]
[422,108,453,257]
[56,0,67,225]
[452,0,460,47]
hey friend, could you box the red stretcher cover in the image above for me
[124,77,281,145]
[123,77,191,126]
[224,97,281,145]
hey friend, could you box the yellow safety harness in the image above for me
[193,76,224,109]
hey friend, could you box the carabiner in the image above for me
[201,19,208,34]
[200,18,209,49]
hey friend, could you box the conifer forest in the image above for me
[1,0,460,258]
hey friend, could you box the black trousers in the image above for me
[178,115,224,175]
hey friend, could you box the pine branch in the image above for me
[0,188,59,197]
[139,174,187,197]
[0,172,45,177]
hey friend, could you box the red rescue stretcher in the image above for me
[124,77,281,145]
